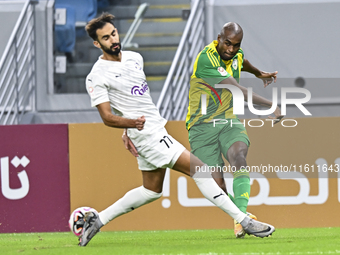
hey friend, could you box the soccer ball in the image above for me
[68,206,98,236]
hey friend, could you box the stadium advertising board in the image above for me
[69,118,340,231]
[0,124,69,233]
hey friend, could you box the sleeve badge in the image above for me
[217,66,228,76]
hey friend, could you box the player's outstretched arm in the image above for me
[241,58,278,88]
[96,102,145,130]
[220,76,283,124]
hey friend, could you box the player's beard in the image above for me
[101,42,121,56]
[219,50,235,61]
[221,54,234,61]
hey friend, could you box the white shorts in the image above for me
[135,127,186,171]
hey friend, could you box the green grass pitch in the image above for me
[1,228,340,255]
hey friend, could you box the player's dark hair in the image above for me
[85,13,115,41]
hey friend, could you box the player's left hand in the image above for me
[256,71,278,88]
[122,131,139,157]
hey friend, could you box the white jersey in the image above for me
[86,51,167,147]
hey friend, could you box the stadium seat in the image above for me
[97,0,109,11]
[55,0,97,25]
[54,5,76,53]
[55,0,97,38]
[55,0,98,52]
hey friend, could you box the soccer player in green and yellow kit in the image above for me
[186,22,283,238]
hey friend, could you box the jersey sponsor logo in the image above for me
[131,81,148,96]
[232,59,238,70]
[88,87,94,94]
[217,66,228,76]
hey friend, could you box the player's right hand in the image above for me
[135,116,145,130]
[257,71,278,88]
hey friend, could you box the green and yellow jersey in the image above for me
[186,40,244,130]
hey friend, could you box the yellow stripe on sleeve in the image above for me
[206,50,217,67]
[208,48,220,67]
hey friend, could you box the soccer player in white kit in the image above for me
[79,13,275,246]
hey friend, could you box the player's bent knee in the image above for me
[142,186,162,203]
[230,154,247,167]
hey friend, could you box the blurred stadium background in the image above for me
[0,0,340,238]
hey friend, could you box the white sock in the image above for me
[99,186,162,225]
[192,164,246,223]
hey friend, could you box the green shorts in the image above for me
[188,119,250,167]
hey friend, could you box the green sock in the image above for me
[233,168,250,213]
